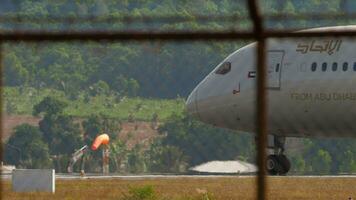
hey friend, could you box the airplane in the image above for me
[185,25,356,175]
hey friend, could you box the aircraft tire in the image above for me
[266,155,279,175]
[276,155,291,175]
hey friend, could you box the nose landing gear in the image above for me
[263,136,291,175]
[266,154,290,175]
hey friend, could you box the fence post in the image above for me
[248,1,268,200]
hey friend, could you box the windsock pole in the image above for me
[91,133,110,174]
[102,144,110,174]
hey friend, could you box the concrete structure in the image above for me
[12,169,55,193]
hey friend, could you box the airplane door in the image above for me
[267,51,284,89]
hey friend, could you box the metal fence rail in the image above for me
[1,0,356,199]
[2,29,356,42]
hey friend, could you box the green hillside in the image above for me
[4,87,185,121]
[2,0,354,99]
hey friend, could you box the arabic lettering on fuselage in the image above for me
[296,40,342,55]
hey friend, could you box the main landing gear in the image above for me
[266,136,291,175]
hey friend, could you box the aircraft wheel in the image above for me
[266,155,279,175]
[276,155,291,175]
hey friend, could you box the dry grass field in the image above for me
[1,177,356,200]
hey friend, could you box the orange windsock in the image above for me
[91,134,110,150]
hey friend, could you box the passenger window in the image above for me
[354,62,356,71]
[322,62,327,72]
[275,63,280,72]
[311,62,317,72]
[215,62,231,75]
[343,62,348,71]
[332,62,338,71]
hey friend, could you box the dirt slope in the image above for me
[2,115,41,141]
[2,115,159,149]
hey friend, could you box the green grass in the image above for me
[3,87,185,121]
[2,177,356,200]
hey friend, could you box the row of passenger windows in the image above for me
[311,62,356,72]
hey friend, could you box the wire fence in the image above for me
[1,0,356,199]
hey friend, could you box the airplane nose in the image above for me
[185,88,199,118]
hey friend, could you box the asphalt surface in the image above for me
[2,173,356,180]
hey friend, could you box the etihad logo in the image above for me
[296,40,342,55]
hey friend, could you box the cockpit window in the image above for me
[215,62,231,75]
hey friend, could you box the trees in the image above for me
[33,96,82,155]
[339,150,356,173]
[2,0,243,98]
[88,80,110,97]
[158,113,254,166]
[127,144,147,173]
[32,96,83,172]
[340,0,356,13]
[110,139,128,173]
[115,75,140,97]
[2,0,351,98]
[289,154,306,174]
[4,53,29,86]
[33,96,67,117]
[146,142,188,173]
[4,124,51,169]
[82,114,120,146]
[310,149,332,174]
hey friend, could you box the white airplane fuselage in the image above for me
[186,26,356,138]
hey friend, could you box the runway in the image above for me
[2,173,356,180]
